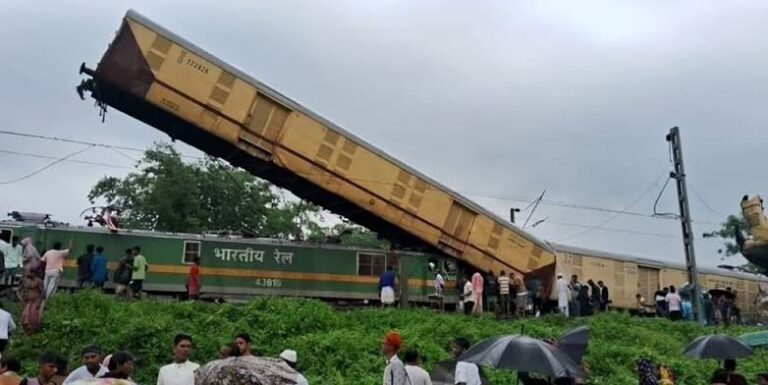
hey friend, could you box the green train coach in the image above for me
[0,220,459,304]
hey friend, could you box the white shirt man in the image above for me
[382,332,410,385]
[403,350,431,385]
[434,272,445,297]
[455,361,481,385]
[557,275,570,317]
[0,306,15,352]
[62,346,108,385]
[2,241,22,270]
[279,349,309,385]
[157,360,199,385]
[405,364,430,385]
[666,291,682,312]
[157,334,200,385]
[383,354,410,385]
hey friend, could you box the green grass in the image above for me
[5,292,766,384]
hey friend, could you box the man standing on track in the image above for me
[569,275,581,317]
[379,266,397,308]
[471,271,484,314]
[75,245,95,289]
[557,274,569,317]
[2,237,22,289]
[131,246,147,299]
[497,271,510,315]
[41,240,71,299]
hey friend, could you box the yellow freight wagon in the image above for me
[77,10,556,281]
[553,244,766,314]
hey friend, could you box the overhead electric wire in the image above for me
[0,129,201,160]
[652,174,679,219]
[555,171,669,243]
[690,184,726,218]
[0,149,133,170]
[0,129,724,227]
[0,145,94,185]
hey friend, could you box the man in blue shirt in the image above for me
[90,246,109,289]
[379,265,397,308]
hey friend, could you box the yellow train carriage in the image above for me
[553,244,765,314]
[79,10,555,278]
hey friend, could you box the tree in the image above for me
[88,143,322,238]
[702,214,748,257]
[702,214,765,273]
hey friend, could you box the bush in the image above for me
[7,292,765,385]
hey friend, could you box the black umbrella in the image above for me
[683,335,753,359]
[709,288,736,299]
[557,325,590,364]
[459,335,583,379]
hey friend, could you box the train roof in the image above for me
[0,220,431,256]
[551,243,765,282]
[122,9,554,255]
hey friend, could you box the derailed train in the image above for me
[1,220,764,314]
[65,10,766,314]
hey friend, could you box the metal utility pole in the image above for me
[666,127,704,324]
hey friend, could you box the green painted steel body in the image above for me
[0,222,458,303]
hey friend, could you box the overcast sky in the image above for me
[1,1,766,269]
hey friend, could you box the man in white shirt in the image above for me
[434,271,445,312]
[462,279,474,316]
[157,333,200,385]
[556,274,570,317]
[403,350,432,385]
[665,285,683,321]
[452,338,481,385]
[279,349,309,385]
[381,331,410,385]
[0,303,15,353]
[63,345,108,385]
[41,241,71,299]
[2,237,22,288]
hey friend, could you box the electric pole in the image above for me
[666,127,704,324]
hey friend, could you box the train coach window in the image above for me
[444,260,458,274]
[428,257,440,272]
[0,230,11,243]
[357,252,386,276]
[182,241,201,264]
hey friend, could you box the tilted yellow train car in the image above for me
[77,10,556,279]
[553,244,766,314]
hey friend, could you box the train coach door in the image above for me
[637,266,660,308]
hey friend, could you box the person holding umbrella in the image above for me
[721,359,747,385]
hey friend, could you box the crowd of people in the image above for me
[634,285,742,325]
[0,332,309,385]
[635,357,766,385]
[382,268,613,319]
[0,237,172,335]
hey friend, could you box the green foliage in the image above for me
[9,293,767,385]
[702,214,765,272]
[703,214,748,257]
[87,143,322,238]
